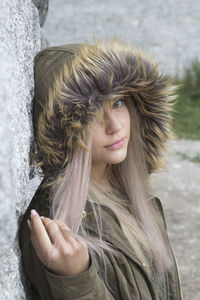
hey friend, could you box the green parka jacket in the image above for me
[19,178,183,300]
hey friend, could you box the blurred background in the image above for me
[0,0,199,299]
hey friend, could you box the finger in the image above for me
[53,219,72,240]
[30,210,53,257]
[53,219,70,231]
[41,217,67,248]
[53,219,85,250]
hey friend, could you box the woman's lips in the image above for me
[105,138,125,150]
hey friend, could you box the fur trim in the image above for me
[33,37,178,176]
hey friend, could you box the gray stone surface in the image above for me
[33,0,49,26]
[0,0,47,299]
[42,0,200,77]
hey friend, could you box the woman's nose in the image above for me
[104,111,121,134]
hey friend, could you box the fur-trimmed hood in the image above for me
[33,37,177,176]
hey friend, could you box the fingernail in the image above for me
[31,209,38,216]
[27,219,32,231]
[40,216,45,219]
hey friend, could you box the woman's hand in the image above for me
[27,209,90,277]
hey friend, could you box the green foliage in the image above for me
[176,152,200,164]
[171,57,200,140]
[180,57,200,101]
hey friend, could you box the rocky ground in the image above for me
[41,1,200,298]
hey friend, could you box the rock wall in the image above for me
[0,1,48,299]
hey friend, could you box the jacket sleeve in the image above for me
[20,220,116,300]
[43,250,116,300]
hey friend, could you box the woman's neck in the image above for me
[94,178,113,193]
[91,163,112,192]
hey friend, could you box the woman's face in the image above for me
[91,98,130,167]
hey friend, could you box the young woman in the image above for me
[19,37,183,299]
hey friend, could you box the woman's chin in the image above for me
[106,150,128,164]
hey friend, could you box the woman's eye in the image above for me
[113,99,125,109]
